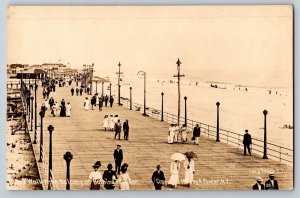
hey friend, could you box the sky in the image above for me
[7,6,293,88]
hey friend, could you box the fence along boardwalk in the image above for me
[30,84,292,190]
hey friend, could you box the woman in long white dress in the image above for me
[66,102,71,117]
[184,157,195,187]
[119,163,131,190]
[84,97,89,111]
[181,124,188,142]
[109,115,115,131]
[168,160,180,187]
[168,124,174,144]
[103,115,109,131]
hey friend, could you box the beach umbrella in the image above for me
[171,153,186,161]
[184,151,198,158]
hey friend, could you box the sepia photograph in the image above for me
[6,5,293,190]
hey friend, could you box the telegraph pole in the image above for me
[173,58,185,125]
[116,62,123,105]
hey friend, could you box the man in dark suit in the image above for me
[152,165,165,190]
[243,129,252,156]
[265,173,279,190]
[123,119,129,140]
[193,124,201,145]
[113,145,123,174]
[253,177,265,190]
[102,163,118,190]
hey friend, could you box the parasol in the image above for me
[184,151,198,158]
[171,153,186,161]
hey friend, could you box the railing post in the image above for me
[263,110,268,159]
[216,102,220,142]
[279,147,282,163]
[227,131,229,144]
[30,96,34,131]
[48,125,54,190]
[208,125,210,137]
[130,87,132,110]
[184,96,187,126]
[161,92,164,121]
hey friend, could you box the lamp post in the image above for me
[184,96,187,126]
[95,80,98,94]
[173,58,185,125]
[63,151,73,190]
[34,77,37,144]
[38,110,45,162]
[116,62,123,105]
[102,82,104,97]
[130,87,132,110]
[48,125,54,190]
[90,63,94,95]
[119,85,121,105]
[263,110,268,159]
[109,83,112,98]
[83,64,87,93]
[30,96,34,131]
[216,102,220,142]
[137,71,147,116]
[161,92,164,121]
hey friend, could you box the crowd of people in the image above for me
[31,75,283,191]
[167,123,201,145]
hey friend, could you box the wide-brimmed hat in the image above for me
[116,144,121,147]
[92,161,101,168]
[256,177,263,182]
[121,163,129,172]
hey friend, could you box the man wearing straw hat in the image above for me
[265,172,279,190]
[253,177,265,190]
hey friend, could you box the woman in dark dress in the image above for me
[102,163,118,190]
[60,105,66,117]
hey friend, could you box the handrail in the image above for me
[121,98,293,165]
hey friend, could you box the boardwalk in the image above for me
[30,84,293,190]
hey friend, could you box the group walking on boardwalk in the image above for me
[167,123,200,145]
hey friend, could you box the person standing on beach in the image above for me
[123,119,129,140]
[243,130,252,156]
[151,165,165,190]
[114,119,122,140]
[71,87,74,96]
[113,145,123,174]
[193,124,201,145]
